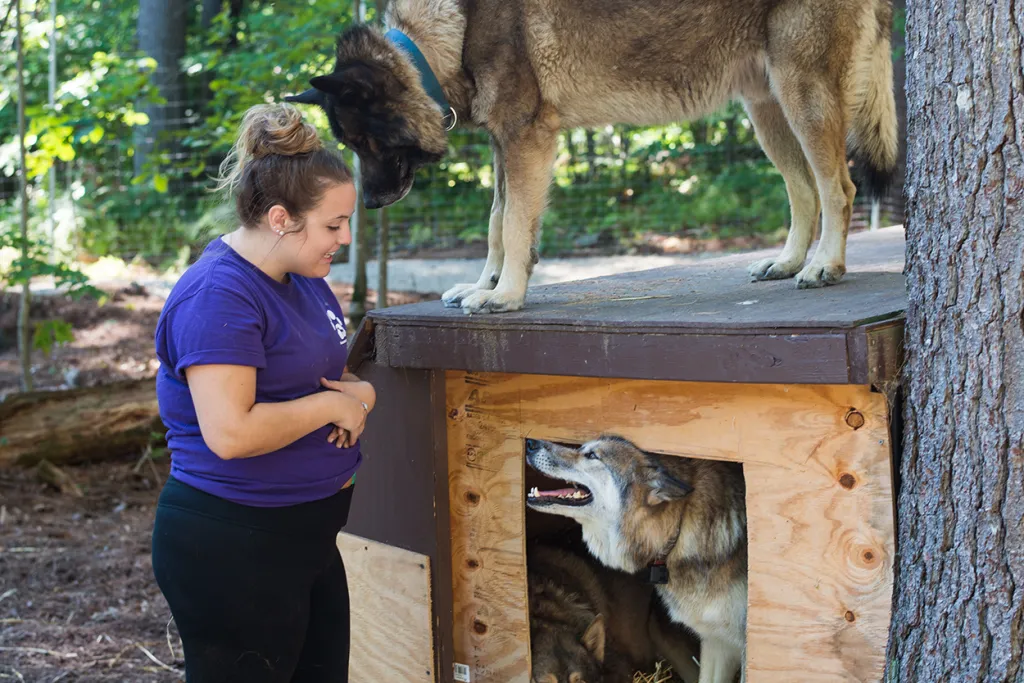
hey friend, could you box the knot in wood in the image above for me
[845,409,865,430]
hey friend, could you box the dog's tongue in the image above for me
[536,488,577,498]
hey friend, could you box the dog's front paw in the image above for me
[795,261,846,288]
[459,287,525,314]
[442,282,483,308]
[748,256,803,281]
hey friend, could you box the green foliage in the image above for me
[892,7,906,60]
[33,318,75,358]
[1,0,794,267]
[0,223,104,357]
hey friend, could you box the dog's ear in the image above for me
[284,87,328,108]
[580,614,606,663]
[309,62,395,105]
[646,467,694,505]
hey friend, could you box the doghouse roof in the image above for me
[352,227,906,386]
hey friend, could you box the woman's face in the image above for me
[273,181,356,279]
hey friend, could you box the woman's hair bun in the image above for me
[214,102,327,198]
[241,103,323,159]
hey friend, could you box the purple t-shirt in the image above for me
[154,237,361,507]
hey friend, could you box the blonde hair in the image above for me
[215,103,352,228]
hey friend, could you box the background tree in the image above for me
[133,0,188,177]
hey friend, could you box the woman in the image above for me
[151,102,375,683]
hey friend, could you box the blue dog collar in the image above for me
[385,28,457,130]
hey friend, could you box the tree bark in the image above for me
[200,0,222,29]
[0,379,164,467]
[348,0,369,327]
[14,0,32,392]
[134,0,189,176]
[888,0,1024,681]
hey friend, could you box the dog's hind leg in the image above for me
[648,610,701,683]
[742,95,821,281]
[768,68,856,288]
[458,115,558,313]
[696,637,742,683]
[441,142,506,307]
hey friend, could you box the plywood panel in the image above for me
[337,533,434,683]
[446,371,894,683]
[447,375,531,683]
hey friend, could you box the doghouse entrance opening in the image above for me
[522,437,748,683]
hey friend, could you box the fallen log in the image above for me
[0,378,164,467]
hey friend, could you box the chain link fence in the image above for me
[1,0,905,278]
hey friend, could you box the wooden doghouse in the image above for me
[340,227,906,683]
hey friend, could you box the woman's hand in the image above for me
[324,389,369,448]
[322,371,377,410]
[321,369,376,448]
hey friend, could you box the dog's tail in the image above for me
[847,2,899,203]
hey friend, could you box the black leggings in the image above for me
[152,476,355,683]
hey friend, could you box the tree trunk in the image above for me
[887,0,1024,680]
[14,0,32,392]
[890,0,907,214]
[0,379,164,467]
[348,0,369,327]
[373,0,389,311]
[134,0,189,176]
[377,207,389,309]
[200,0,222,28]
[585,128,596,182]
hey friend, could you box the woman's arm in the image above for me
[185,363,367,460]
[320,374,376,411]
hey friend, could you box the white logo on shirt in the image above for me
[326,309,347,345]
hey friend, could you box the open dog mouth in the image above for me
[527,483,593,507]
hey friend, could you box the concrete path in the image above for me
[328,252,722,296]
[326,226,906,296]
[27,226,904,300]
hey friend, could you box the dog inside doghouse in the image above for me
[523,435,747,683]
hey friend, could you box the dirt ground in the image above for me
[1,458,182,682]
[0,283,438,681]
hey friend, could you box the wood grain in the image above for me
[337,532,435,683]
[0,378,162,467]
[447,374,532,683]
[445,371,894,682]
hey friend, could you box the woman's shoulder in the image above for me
[163,239,263,314]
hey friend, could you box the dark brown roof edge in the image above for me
[369,321,910,385]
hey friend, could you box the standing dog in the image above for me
[288,0,897,312]
[525,436,747,683]
[528,542,701,682]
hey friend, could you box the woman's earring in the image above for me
[274,227,285,236]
